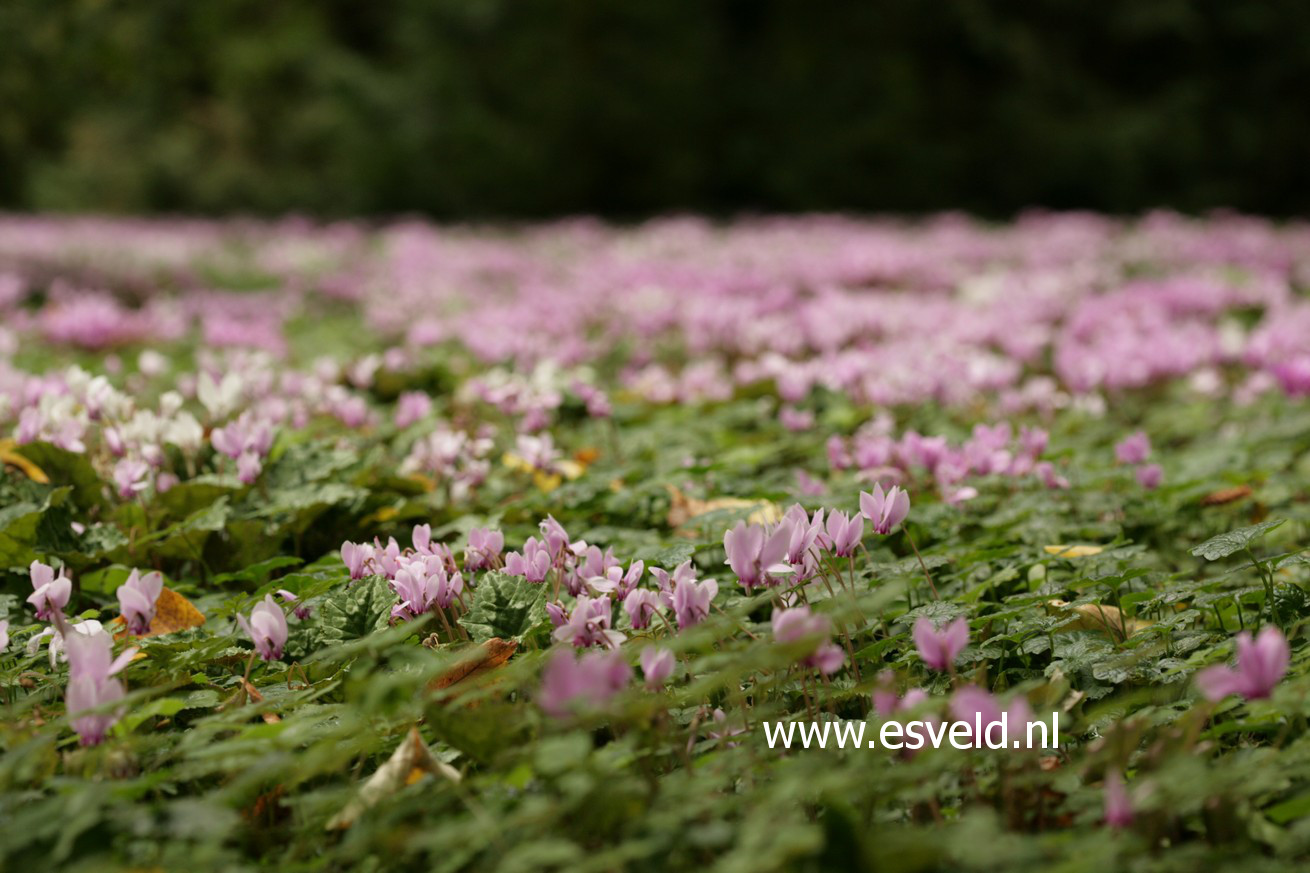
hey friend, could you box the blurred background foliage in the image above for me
[2,0,1309,218]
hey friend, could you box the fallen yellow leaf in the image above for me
[666,485,782,533]
[1046,599,1151,639]
[428,638,518,693]
[0,439,50,484]
[327,726,461,830]
[1200,485,1252,506]
[112,587,207,639]
[1043,544,1105,558]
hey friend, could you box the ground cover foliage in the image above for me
[2,213,1310,870]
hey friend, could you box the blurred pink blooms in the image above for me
[1103,772,1134,829]
[640,646,676,687]
[1135,463,1163,490]
[771,606,844,675]
[538,648,631,718]
[1114,431,1152,465]
[1195,626,1289,701]
[913,616,968,671]
[671,575,718,629]
[63,625,136,746]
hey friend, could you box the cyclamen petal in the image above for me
[860,483,910,535]
[237,595,289,661]
[913,616,968,671]
[640,646,675,687]
[116,568,164,635]
[28,560,72,621]
[1196,626,1289,701]
[538,648,631,718]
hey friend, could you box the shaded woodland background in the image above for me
[3,0,1308,218]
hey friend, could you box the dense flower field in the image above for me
[2,212,1310,871]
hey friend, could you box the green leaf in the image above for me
[300,575,395,652]
[0,486,73,566]
[631,541,697,568]
[1266,791,1310,825]
[1191,519,1287,561]
[459,572,548,643]
[12,442,105,509]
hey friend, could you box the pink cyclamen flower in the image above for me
[913,616,969,671]
[412,523,434,555]
[723,520,790,591]
[672,577,718,629]
[649,560,697,601]
[112,458,151,499]
[640,646,676,687]
[115,568,164,635]
[505,537,553,583]
[552,594,625,649]
[277,589,311,620]
[860,483,910,535]
[63,626,136,746]
[0,619,8,651]
[949,685,1004,746]
[394,391,433,428]
[1115,431,1151,465]
[871,671,929,717]
[1034,461,1070,490]
[340,541,374,580]
[236,594,289,661]
[236,451,263,485]
[771,606,844,675]
[1103,772,1134,829]
[391,557,464,620]
[464,527,504,572]
[538,648,631,718]
[623,588,664,630]
[372,537,403,578]
[28,560,72,621]
[539,515,571,559]
[1194,626,1289,701]
[1135,463,1163,490]
[823,510,864,557]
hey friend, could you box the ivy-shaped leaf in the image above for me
[299,575,395,653]
[1190,519,1286,561]
[459,572,548,643]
